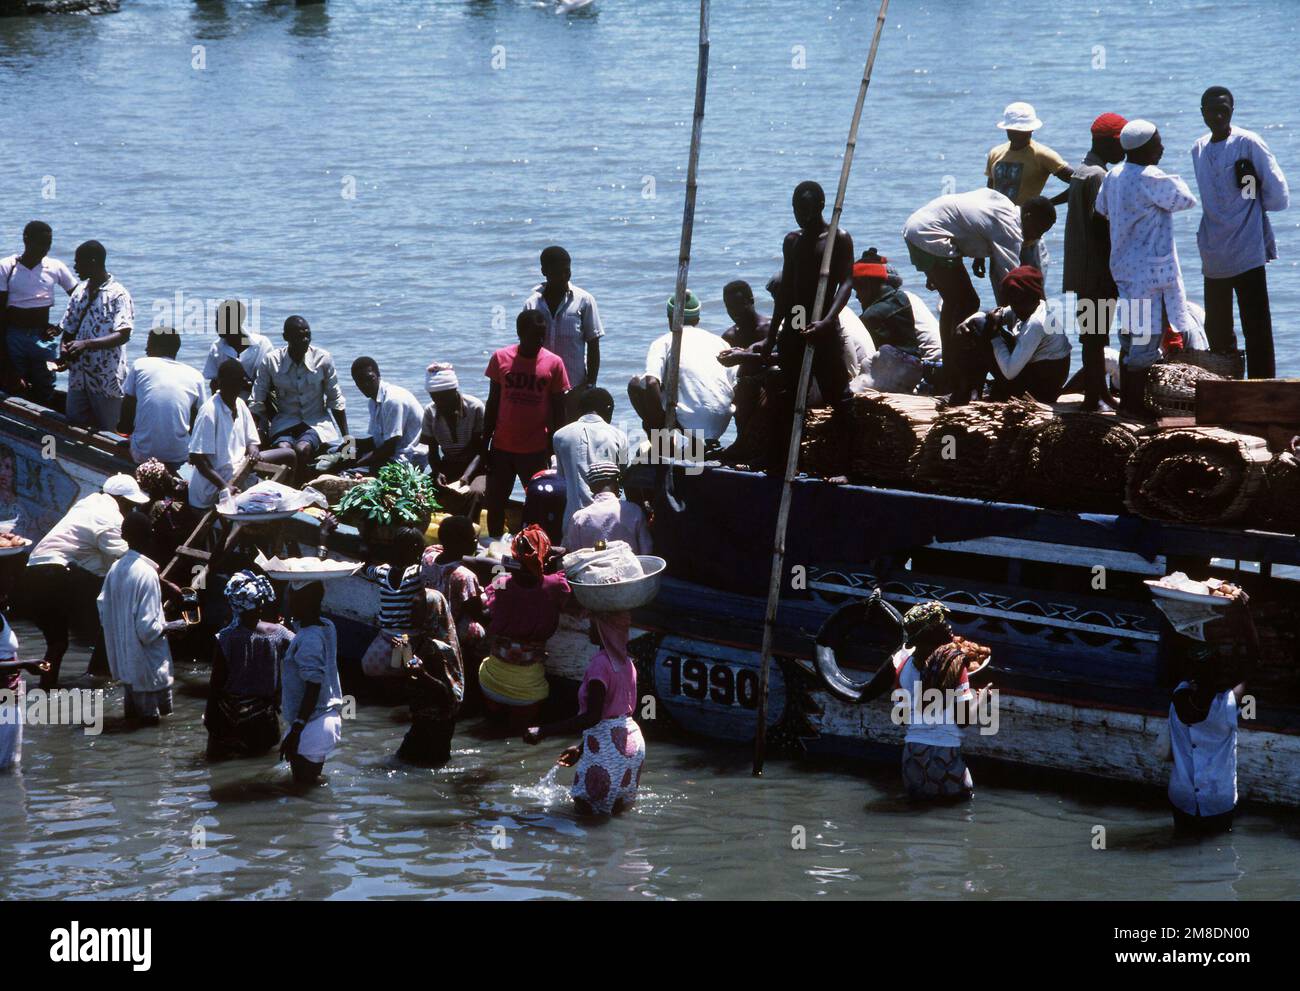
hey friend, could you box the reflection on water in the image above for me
[2,622,1298,901]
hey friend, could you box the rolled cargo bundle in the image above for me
[1124,426,1271,525]
[910,398,1050,497]
[1258,453,1300,534]
[799,389,941,484]
[1010,413,1141,513]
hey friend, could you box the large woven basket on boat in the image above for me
[1009,412,1142,514]
[1146,362,1226,417]
[1258,453,1300,534]
[800,390,941,484]
[1166,348,1246,380]
[910,399,1051,498]
[1124,427,1271,525]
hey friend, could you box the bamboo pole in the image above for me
[662,0,710,435]
[753,0,890,776]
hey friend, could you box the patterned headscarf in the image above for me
[512,524,551,579]
[903,600,951,643]
[224,570,277,616]
[135,458,177,500]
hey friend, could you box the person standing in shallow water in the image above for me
[523,610,644,816]
[280,581,344,785]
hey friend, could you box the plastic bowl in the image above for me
[568,555,666,612]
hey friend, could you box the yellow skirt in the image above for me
[478,656,549,705]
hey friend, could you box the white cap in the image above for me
[997,101,1043,132]
[103,473,150,504]
[1119,119,1158,151]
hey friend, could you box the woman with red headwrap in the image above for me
[947,264,1072,404]
[523,609,644,816]
[477,524,571,731]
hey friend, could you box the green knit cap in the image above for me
[666,289,701,320]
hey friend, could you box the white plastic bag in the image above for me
[562,540,644,585]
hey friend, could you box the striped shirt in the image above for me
[364,563,423,631]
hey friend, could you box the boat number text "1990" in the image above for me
[662,655,759,709]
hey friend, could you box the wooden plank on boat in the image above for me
[1195,379,1300,425]
[926,536,1167,575]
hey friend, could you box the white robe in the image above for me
[96,550,173,692]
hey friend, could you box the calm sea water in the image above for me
[3,0,1300,901]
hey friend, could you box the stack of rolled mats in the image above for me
[1009,413,1141,514]
[800,390,941,484]
[910,399,1051,498]
[1124,427,1271,525]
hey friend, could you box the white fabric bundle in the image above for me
[562,540,644,585]
[229,481,329,514]
[850,345,924,395]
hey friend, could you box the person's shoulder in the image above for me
[463,392,486,413]
[538,345,566,368]
[1032,139,1067,161]
[988,140,1011,158]
[569,283,597,303]
[104,276,132,300]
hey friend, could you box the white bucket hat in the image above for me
[997,101,1043,132]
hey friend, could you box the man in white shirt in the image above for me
[119,328,206,469]
[561,462,652,555]
[1192,86,1290,378]
[348,356,427,471]
[0,220,77,404]
[1095,120,1199,414]
[58,240,135,432]
[552,387,629,532]
[189,359,261,509]
[202,299,273,395]
[524,245,604,421]
[250,315,348,480]
[25,473,150,687]
[628,290,737,445]
[97,510,186,724]
[902,188,1057,373]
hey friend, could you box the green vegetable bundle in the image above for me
[333,461,440,527]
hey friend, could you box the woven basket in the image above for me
[1147,362,1226,416]
[1167,349,1246,380]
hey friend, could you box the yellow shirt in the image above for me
[985,140,1069,205]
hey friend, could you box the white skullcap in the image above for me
[1119,119,1157,151]
[425,361,458,394]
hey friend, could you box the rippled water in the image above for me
[3,0,1300,900]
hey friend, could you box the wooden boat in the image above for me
[4,392,1299,806]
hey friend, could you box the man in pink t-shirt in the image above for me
[483,309,571,537]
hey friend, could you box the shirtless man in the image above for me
[720,280,771,431]
[760,181,855,412]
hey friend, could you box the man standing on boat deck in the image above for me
[347,356,427,471]
[1063,112,1127,411]
[483,309,570,539]
[524,245,603,423]
[902,188,1056,385]
[760,181,856,413]
[986,102,1075,206]
[250,315,348,480]
[1095,120,1198,415]
[0,220,77,404]
[97,510,186,725]
[59,240,135,432]
[1192,86,1290,378]
[552,387,628,533]
[119,328,206,471]
[189,359,261,510]
[202,299,273,395]
[25,473,150,688]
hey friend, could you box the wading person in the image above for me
[59,240,135,432]
[205,571,290,761]
[119,328,206,471]
[0,562,50,772]
[399,587,464,767]
[348,356,426,471]
[1192,86,1290,378]
[986,102,1074,206]
[202,299,273,395]
[552,387,628,533]
[902,188,1056,373]
[949,265,1071,404]
[419,362,487,518]
[561,462,651,555]
[360,527,426,680]
[523,610,644,816]
[280,580,344,785]
[628,290,737,446]
[1167,596,1258,835]
[251,315,348,480]
[189,359,261,510]
[478,525,570,733]
[0,220,76,403]
[1063,112,1127,410]
[483,309,570,539]
[25,473,150,687]
[419,515,487,692]
[97,511,187,725]
[1095,120,1198,415]
[524,245,603,421]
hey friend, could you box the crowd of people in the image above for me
[0,87,1287,823]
